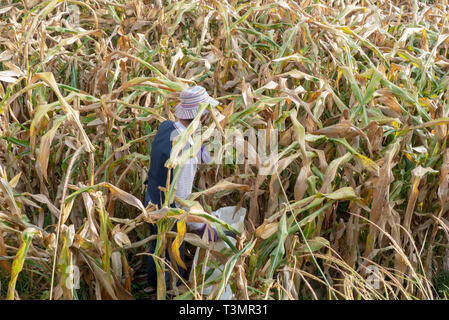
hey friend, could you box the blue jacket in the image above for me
[144,120,176,209]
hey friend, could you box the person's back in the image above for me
[145,119,176,208]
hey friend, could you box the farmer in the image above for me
[144,85,219,289]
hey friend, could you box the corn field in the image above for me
[1,0,449,300]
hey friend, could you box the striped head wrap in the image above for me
[175,86,219,119]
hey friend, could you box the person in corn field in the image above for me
[144,86,219,290]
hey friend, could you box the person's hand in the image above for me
[199,224,219,242]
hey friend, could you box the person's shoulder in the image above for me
[159,119,175,131]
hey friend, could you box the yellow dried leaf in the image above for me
[171,219,187,270]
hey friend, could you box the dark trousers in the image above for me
[145,187,185,289]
